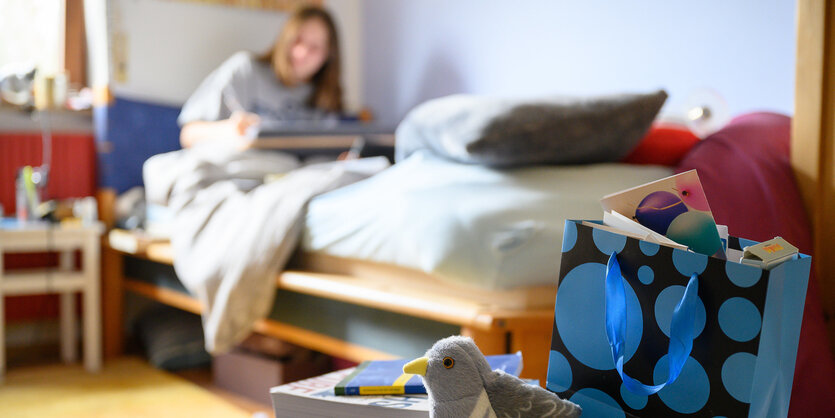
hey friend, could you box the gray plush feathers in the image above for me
[421,336,581,418]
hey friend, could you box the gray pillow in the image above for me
[395,90,668,166]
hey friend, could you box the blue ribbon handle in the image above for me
[605,252,699,396]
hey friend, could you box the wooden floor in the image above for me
[5,342,273,417]
[173,366,275,418]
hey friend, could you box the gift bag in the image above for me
[546,220,812,417]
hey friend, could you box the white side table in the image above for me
[0,219,104,381]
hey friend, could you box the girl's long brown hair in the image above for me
[260,5,343,113]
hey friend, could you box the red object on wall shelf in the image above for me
[0,132,96,322]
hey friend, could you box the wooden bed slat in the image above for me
[105,239,555,384]
[123,278,399,363]
[124,279,202,314]
[145,243,174,264]
[295,252,557,310]
[280,271,517,331]
[135,243,557,311]
[251,320,399,364]
[121,241,556,331]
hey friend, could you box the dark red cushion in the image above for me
[622,123,700,166]
[676,112,835,417]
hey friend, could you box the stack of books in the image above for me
[270,368,429,418]
[271,353,522,417]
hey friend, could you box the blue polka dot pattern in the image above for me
[556,262,643,370]
[722,352,757,403]
[672,249,708,277]
[725,261,762,288]
[562,221,578,252]
[719,298,762,342]
[639,240,660,256]
[655,285,707,338]
[620,383,648,410]
[549,221,777,417]
[546,350,572,392]
[654,355,710,414]
[570,388,625,418]
[592,228,627,256]
[638,265,654,285]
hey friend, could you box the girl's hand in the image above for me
[229,111,261,150]
[230,111,261,136]
[179,112,261,149]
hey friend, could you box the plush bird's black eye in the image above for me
[443,357,454,369]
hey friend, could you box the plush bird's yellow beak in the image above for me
[403,356,428,376]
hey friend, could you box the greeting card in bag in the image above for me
[600,170,724,257]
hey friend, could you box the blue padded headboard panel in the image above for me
[96,96,181,194]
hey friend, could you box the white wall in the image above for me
[361,0,797,123]
[108,0,363,111]
[0,0,65,74]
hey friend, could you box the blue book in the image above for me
[334,352,523,395]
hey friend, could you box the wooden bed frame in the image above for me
[96,0,835,389]
[100,241,556,385]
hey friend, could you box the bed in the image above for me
[101,110,833,414]
[101,106,835,417]
[105,149,674,386]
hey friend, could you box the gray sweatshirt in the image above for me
[177,51,329,126]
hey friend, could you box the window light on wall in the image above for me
[0,0,66,77]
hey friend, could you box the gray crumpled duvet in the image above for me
[143,143,389,353]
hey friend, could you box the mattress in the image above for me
[302,151,673,290]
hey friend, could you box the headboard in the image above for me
[96,97,181,194]
[94,96,181,225]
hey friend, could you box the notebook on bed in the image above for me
[251,121,397,159]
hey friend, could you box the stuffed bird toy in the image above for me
[404,336,581,417]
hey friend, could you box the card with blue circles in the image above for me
[547,220,811,417]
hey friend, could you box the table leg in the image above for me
[101,243,124,358]
[59,251,77,363]
[60,293,77,363]
[83,233,102,372]
[0,251,6,383]
[0,250,4,383]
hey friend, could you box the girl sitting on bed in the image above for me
[178,5,343,149]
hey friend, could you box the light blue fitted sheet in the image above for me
[302,152,672,290]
